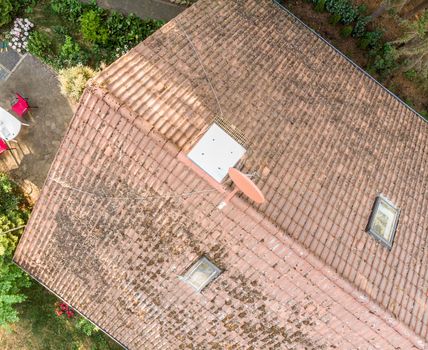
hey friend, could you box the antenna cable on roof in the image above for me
[49,177,219,202]
[176,22,225,120]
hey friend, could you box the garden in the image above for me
[0,1,165,349]
[281,0,428,118]
[0,174,121,349]
[1,0,164,101]
[0,0,427,349]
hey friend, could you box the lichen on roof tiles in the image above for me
[13,0,428,349]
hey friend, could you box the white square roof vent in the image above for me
[187,123,246,182]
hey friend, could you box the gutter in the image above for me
[270,2,428,348]
[272,0,428,125]
[12,260,129,350]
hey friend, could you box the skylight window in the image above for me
[180,257,221,292]
[187,123,246,182]
[367,195,400,250]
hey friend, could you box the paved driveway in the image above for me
[82,0,186,20]
[0,54,74,192]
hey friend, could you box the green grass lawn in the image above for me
[0,282,122,350]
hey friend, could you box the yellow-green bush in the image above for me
[58,66,96,102]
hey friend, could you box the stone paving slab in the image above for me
[0,66,8,81]
[0,55,74,188]
[0,48,25,82]
[0,49,21,71]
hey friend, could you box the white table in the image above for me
[0,107,21,141]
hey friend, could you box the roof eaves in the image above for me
[272,0,428,125]
[173,139,427,349]
[12,259,128,350]
[241,193,427,349]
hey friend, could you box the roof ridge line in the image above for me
[272,0,428,125]
[171,126,426,349]
[232,195,427,349]
[174,140,426,348]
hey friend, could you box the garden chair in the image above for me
[11,94,34,125]
[11,93,30,117]
[0,139,14,155]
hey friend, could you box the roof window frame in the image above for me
[179,256,222,292]
[366,195,400,250]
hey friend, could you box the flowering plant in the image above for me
[54,302,75,318]
[115,45,129,59]
[9,18,34,54]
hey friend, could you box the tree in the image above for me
[390,10,428,82]
[370,0,411,20]
[0,0,13,27]
[0,174,31,327]
[403,0,428,18]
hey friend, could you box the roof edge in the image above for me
[173,144,427,348]
[13,85,101,260]
[272,0,428,125]
[12,259,128,350]
[238,195,427,349]
[97,64,428,347]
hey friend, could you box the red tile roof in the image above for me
[14,0,428,349]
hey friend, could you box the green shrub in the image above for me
[80,10,109,45]
[0,0,13,28]
[106,12,163,47]
[0,174,29,256]
[52,25,69,37]
[29,1,164,69]
[8,1,38,18]
[0,173,31,327]
[0,179,18,216]
[359,29,383,50]
[329,13,341,25]
[352,15,370,37]
[369,43,397,77]
[420,110,428,120]
[15,0,37,7]
[404,98,414,108]
[103,11,163,63]
[0,262,31,327]
[315,0,326,12]
[75,316,99,336]
[340,25,353,37]
[27,30,54,64]
[325,0,358,24]
[404,69,417,81]
[50,0,83,23]
[357,3,368,16]
[56,36,88,68]
[58,65,96,102]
